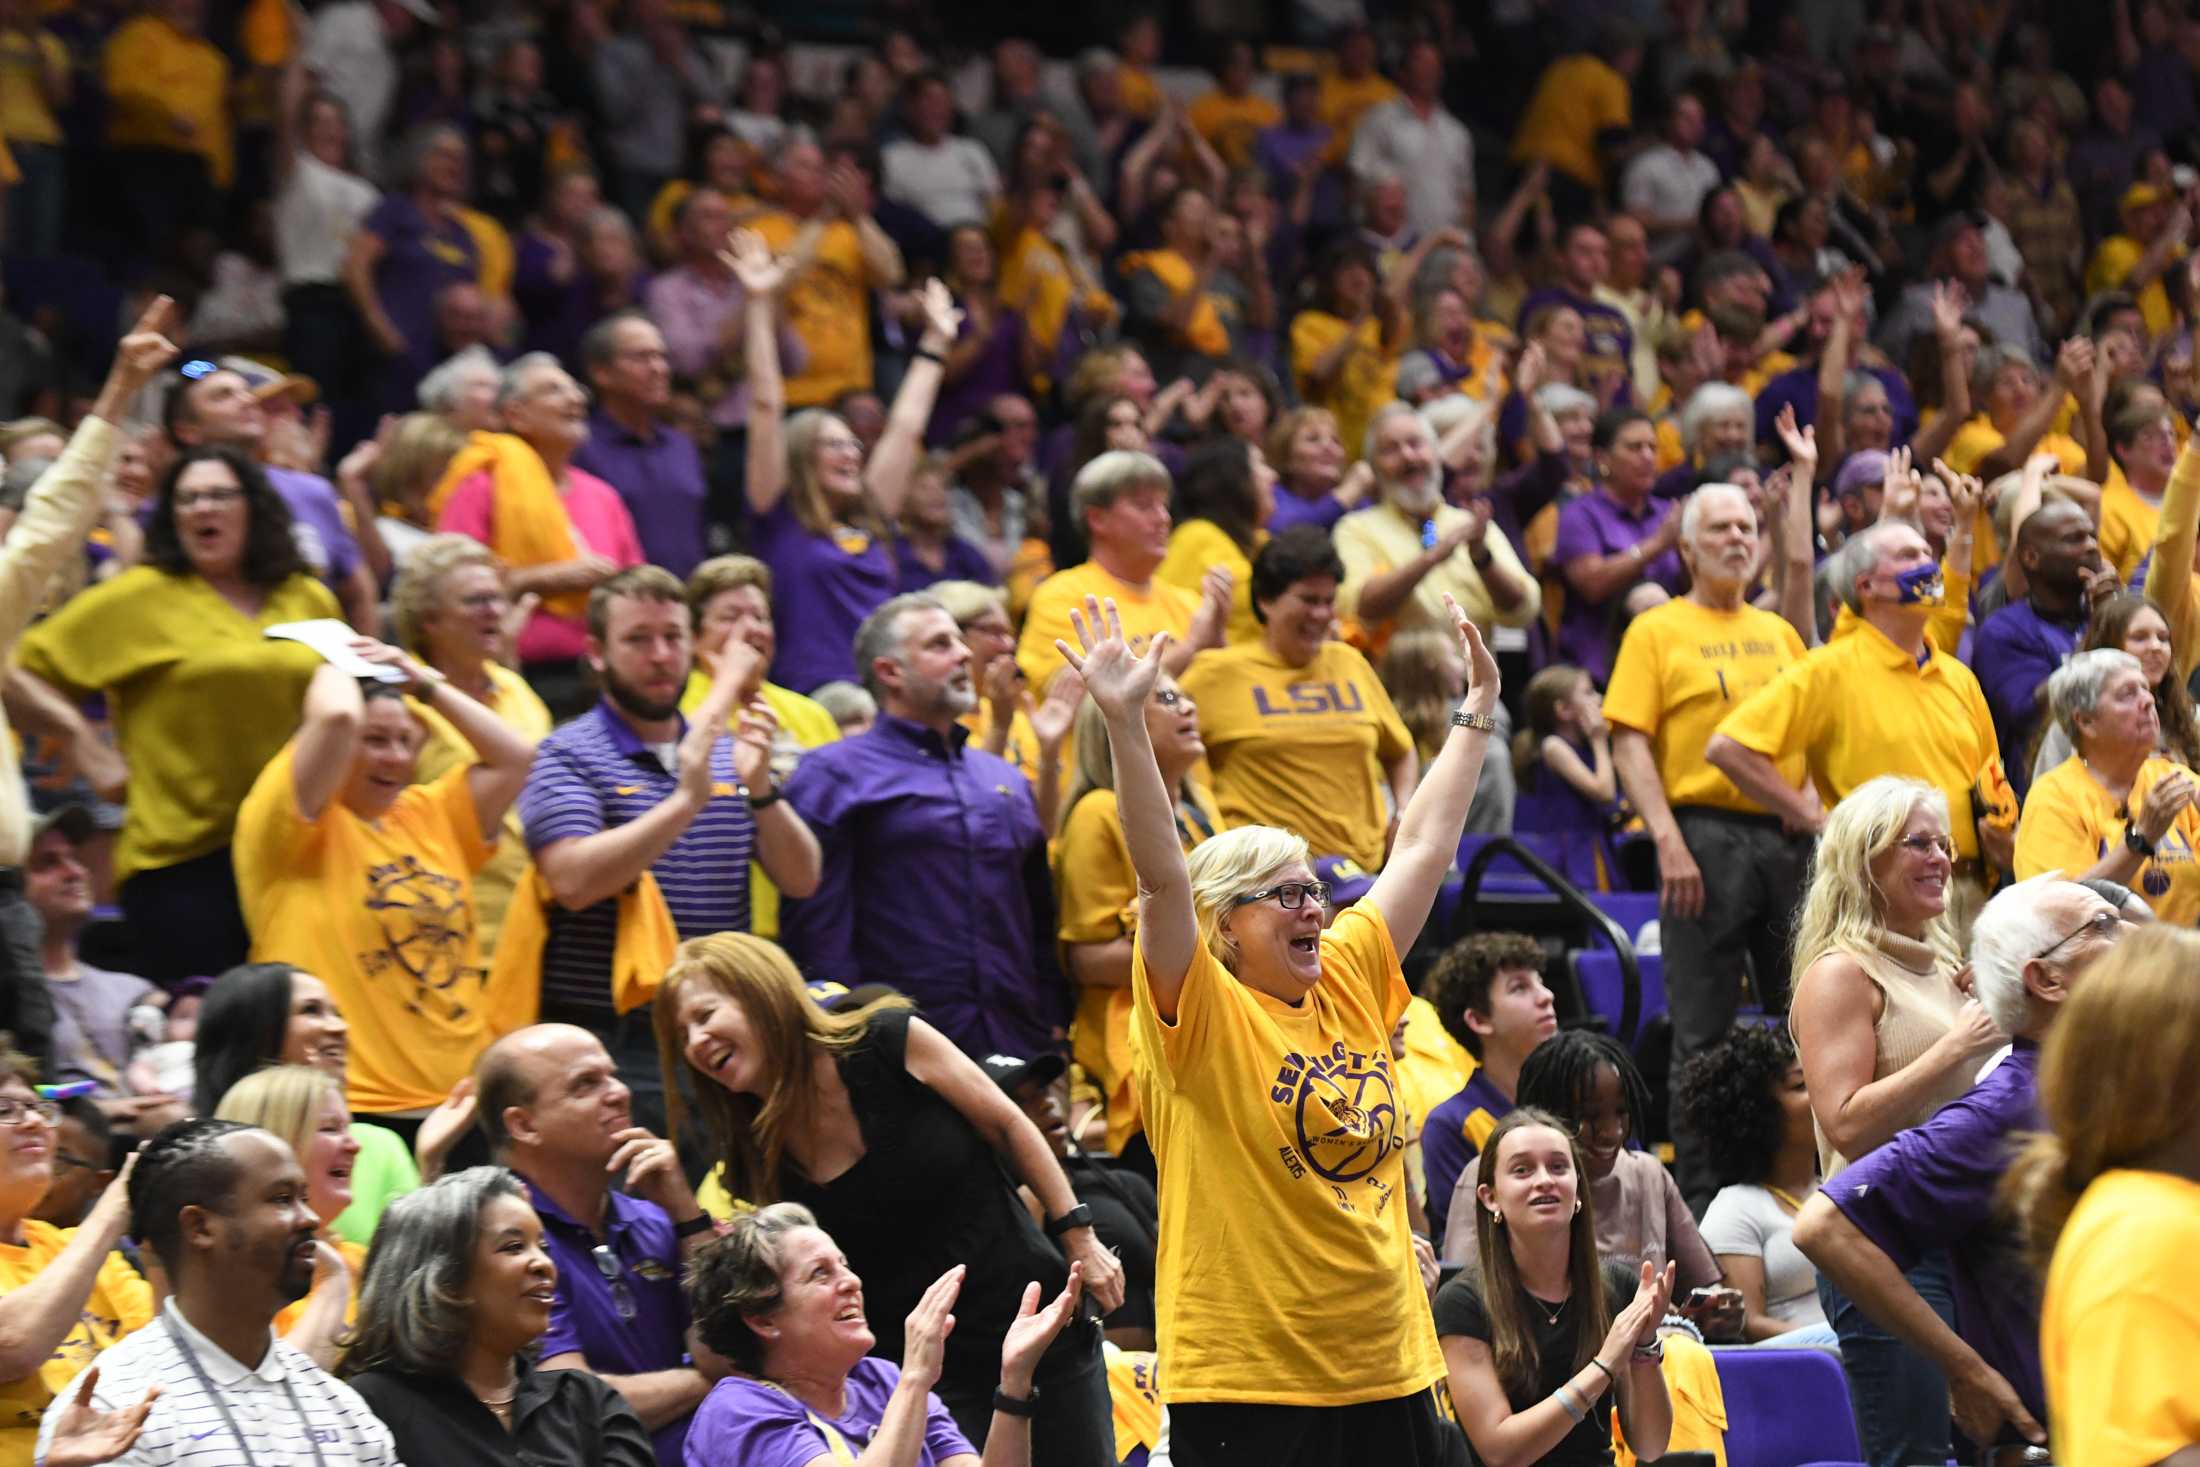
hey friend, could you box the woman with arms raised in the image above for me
[1060,588,1497,1466]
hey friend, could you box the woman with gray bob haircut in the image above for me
[343,1167,653,1462]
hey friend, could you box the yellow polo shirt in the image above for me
[2016,754,2200,927]
[2097,476,2162,584]
[1510,52,1631,189]
[1334,500,1542,642]
[751,210,884,407]
[1943,420,2088,577]
[1131,902,1445,1405]
[1827,555,1972,659]
[1017,560,1198,695]
[1605,598,1808,814]
[1158,518,1264,646]
[1713,617,1998,859]
[680,673,840,940]
[1179,638,1412,870]
[2042,1169,2200,1467]
[1289,310,1399,463]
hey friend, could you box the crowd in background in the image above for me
[0,0,2198,1464]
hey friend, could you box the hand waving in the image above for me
[42,1369,159,1467]
[1773,402,1817,471]
[719,227,792,297]
[1056,595,1165,723]
[1000,1264,1085,1394]
[1444,592,1500,716]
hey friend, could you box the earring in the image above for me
[1489,1208,1505,1227]
[1573,1199,1582,1215]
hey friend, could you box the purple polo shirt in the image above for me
[688,1358,972,1467]
[749,501,898,693]
[1551,488,1686,684]
[263,466,363,591]
[1421,1070,1514,1251]
[361,194,479,392]
[1970,598,2086,797]
[517,699,754,1025]
[527,1178,693,1467]
[779,715,1068,1058]
[572,409,711,577]
[1753,361,1920,450]
[1825,1040,2046,1436]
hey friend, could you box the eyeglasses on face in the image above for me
[172,488,245,511]
[1896,833,1955,860]
[1232,880,1331,911]
[0,1096,60,1128]
[2033,909,2121,964]
[591,1244,638,1322]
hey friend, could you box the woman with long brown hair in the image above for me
[2005,923,2200,1467]
[1437,1107,1675,1467]
[653,933,1124,1466]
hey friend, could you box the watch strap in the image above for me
[992,1386,1040,1417]
[1043,1203,1093,1237]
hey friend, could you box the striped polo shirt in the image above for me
[518,699,755,1023]
[35,1300,399,1465]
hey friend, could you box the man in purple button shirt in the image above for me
[476,1022,727,1467]
[164,366,376,627]
[1795,874,2126,1455]
[574,311,712,577]
[781,592,1069,1058]
[1552,408,1685,684]
[1969,500,2099,796]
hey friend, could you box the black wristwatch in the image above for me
[1043,1203,1094,1238]
[673,1213,716,1239]
[992,1385,1040,1417]
[2125,821,2157,858]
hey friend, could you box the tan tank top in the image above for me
[1815,928,1968,1177]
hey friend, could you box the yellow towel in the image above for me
[427,432,587,620]
[1611,1334,1729,1467]
[486,865,679,1031]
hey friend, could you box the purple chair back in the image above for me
[1710,1347,1864,1467]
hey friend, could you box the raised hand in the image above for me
[1929,279,1970,345]
[1599,1258,1677,1364]
[719,227,792,297]
[1931,458,1982,521]
[42,1369,159,1467]
[1513,340,1548,398]
[900,1265,965,1394]
[110,296,181,387]
[731,698,780,792]
[1444,592,1500,716]
[1026,665,1084,753]
[1056,595,1165,722]
[1877,444,1918,522]
[917,277,964,348]
[1000,1264,1084,1393]
[1774,402,1817,470]
[2054,336,2096,394]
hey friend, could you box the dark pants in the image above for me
[119,847,251,988]
[1663,808,1813,1212]
[0,873,49,1069]
[1820,1256,1956,1467]
[1171,1386,1471,1467]
[936,1322,1113,1467]
[8,142,63,258]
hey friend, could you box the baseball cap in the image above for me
[218,356,319,407]
[2120,181,2171,215]
[979,1052,1067,1095]
[31,804,96,846]
[1833,449,1890,498]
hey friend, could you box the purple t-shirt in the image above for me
[894,531,997,593]
[926,303,1027,446]
[1552,488,1685,684]
[1266,486,1349,535]
[263,467,363,590]
[750,501,899,693]
[1826,1040,2046,1432]
[687,1357,974,1467]
[361,194,479,385]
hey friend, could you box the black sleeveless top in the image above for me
[778,1010,1077,1391]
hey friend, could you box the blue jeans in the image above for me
[1818,1255,1955,1467]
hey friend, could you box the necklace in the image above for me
[1528,1291,1568,1327]
[1766,1185,1808,1213]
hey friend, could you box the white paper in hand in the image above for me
[266,619,408,682]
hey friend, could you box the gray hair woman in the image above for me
[679,1202,1081,1467]
[2015,648,2200,926]
[1680,382,1753,465]
[344,1167,653,1463]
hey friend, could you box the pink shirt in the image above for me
[437,465,643,663]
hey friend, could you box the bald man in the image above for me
[475,1024,720,1467]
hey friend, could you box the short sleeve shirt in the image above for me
[1603,597,1808,813]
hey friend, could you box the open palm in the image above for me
[1056,595,1162,720]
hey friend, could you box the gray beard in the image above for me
[1383,475,1441,516]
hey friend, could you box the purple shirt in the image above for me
[1753,361,1919,451]
[1971,597,2085,796]
[925,301,1027,446]
[527,1179,693,1467]
[643,264,808,429]
[1826,1040,2046,1434]
[263,466,363,591]
[1516,286,1634,408]
[893,532,996,593]
[687,1357,973,1467]
[749,501,898,693]
[780,716,1067,1057]
[512,229,598,364]
[517,700,754,1023]
[1421,1070,1513,1252]
[1551,488,1685,683]
[362,194,478,388]
[1266,486,1350,535]
[572,409,710,577]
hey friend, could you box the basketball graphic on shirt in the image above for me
[359,854,478,1011]
[1292,1059,1400,1184]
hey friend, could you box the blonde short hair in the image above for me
[1185,825,1312,968]
[931,579,1008,628]
[686,555,772,618]
[212,1064,345,1165]
[389,533,500,654]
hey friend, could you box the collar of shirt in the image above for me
[1849,613,1946,675]
[590,698,692,763]
[164,1297,287,1386]
[874,712,974,759]
[588,407,663,450]
[523,1174,639,1245]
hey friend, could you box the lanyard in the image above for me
[171,1322,332,1467]
[759,1380,860,1463]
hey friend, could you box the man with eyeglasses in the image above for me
[473,1022,722,1467]
[1795,874,2129,1458]
[0,1039,150,1462]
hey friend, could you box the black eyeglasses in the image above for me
[1233,881,1331,910]
[2033,909,2120,964]
[591,1245,637,1321]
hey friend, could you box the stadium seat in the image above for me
[1589,890,1659,948]
[1709,1347,1864,1467]
[1572,948,1664,1046]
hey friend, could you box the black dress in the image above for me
[779,1010,1103,1446]
[348,1356,655,1467]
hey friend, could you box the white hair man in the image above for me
[1794,874,2128,1455]
[1606,480,1816,1208]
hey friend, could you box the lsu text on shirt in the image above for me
[234,742,499,1114]
[1130,902,1445,1406]
[1603,598,1807,814]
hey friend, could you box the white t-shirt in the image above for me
[1700,1182,1829,1328]
[880,135,1002,228]
[275,153,380,287]
[1621,144,1723,229]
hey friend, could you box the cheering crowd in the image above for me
[1,0,2199,1464]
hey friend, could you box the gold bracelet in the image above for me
[1451,709,1497,733]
